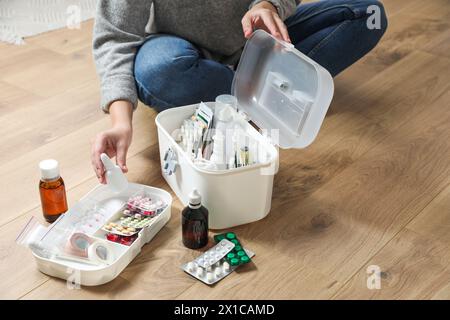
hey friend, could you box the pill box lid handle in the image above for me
[100,153,129,193]
[231,30,334,149]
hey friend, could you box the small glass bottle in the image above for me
[39,159,68,223]
[182,189,208,249]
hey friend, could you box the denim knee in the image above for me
[347,0,387,51]
[134,36,201,110]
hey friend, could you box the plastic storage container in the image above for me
[17,155,172,286]
[156,30,333,229]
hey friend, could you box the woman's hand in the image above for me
[91,100,133,183]
[242,1,291,42]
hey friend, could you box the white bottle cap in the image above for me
[188,189,202,209]
[39,159,60,180]
[215,94,237,110]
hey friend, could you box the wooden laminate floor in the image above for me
[0,0,449,299]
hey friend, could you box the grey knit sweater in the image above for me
[93,0,299,112]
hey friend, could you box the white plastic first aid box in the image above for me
[156,30,334,229]
[17,155,172,286]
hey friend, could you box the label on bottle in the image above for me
[182,214,208,249]
[192,220,207,243]
[40,184,68,216]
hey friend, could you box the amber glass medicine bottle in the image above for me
[39,159,68,223]
[182,189,209,249]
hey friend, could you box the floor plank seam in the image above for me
[417,48,450,60]
[18,278,50,300]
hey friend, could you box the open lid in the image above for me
[232,30,334,149]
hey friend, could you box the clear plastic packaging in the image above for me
[16,216,115,266]
[16,216,49,256]
[16,191,129,266]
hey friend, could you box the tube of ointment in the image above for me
[180,126,185,145]
[240,146,249,166]
[194,125,203,158]
[232,132,240,167]
[228,157,235,169]
[187,139,193,159]
[197,147,203,160]
[203,141,213,160]
[199,126,206,152]
[236,151,240,167]
[249,139,258,164]
[192,123,198,144]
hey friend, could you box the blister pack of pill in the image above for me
[117,215,154,229]
[102,222,139,237]
[106,233,137,246]
[125,195,167,217]
[194,239,235,268]
[214,232,252,266]
[181,239,255,285]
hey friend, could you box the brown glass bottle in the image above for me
[182,189,208,249]
[39,160,68,223]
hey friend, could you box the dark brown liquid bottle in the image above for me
[182,189,208,249]
[39,159,68,223]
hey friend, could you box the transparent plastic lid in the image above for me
[232,30,334,149]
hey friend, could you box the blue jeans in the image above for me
[135,0,387,111]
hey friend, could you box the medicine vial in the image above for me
[182,189,209,249]
[39,159,68,223]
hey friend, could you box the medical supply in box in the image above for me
[177,101,259,170]
[156,30,334,229]
[16,154,172,286]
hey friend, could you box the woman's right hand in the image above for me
[91,100,133,184]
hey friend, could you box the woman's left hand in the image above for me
[242,1,291,43]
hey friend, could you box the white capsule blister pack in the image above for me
[195,239,235,268]
[181,239,255,285]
